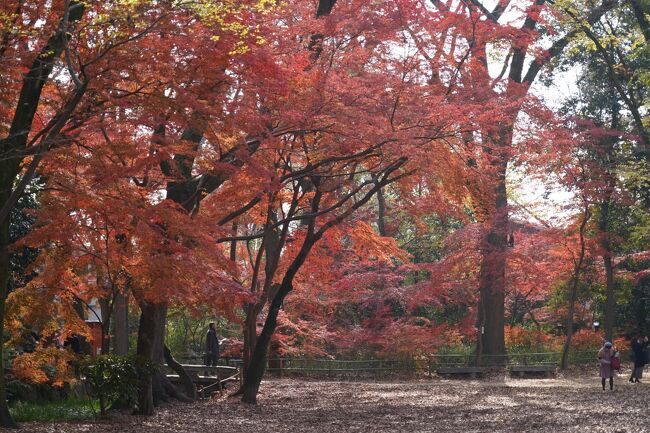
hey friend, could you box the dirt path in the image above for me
[20,376,650,432]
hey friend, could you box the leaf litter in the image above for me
[17,373,650,433]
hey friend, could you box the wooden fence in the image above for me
[263,350,620,377]
[173,350,626,377]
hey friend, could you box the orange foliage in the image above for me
[504,326,553,350]
[12,348,76,387]
[569,330,607,351]
[6,281,91,346]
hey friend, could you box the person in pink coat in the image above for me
[598,341,616,390]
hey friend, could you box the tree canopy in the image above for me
[0,0,648,427]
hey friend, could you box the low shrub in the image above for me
[505,326,554,352]
[80,354,156,417]
[568,329,604,351]
[10,397,97,422]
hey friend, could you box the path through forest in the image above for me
[24,376,650,432]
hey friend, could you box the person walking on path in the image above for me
[598,341,617,390]
[629,335,649,383]
[205,322,220,367]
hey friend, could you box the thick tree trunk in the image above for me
[0,212,18,428]
[150,303,168,406]
[231,304,258,397]
[151,304,167,364]
[316,0,338,16]
[242,283,292,404]
[243,306,257,379]
[136,301,158,416]
[113,292,129,355]
[136,301,192,410]
[476,156,508,366]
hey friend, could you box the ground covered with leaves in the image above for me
[20,374,650,433]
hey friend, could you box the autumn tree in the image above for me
[0,0,186,426]
[402,0,618,362]
[558,0,650,341]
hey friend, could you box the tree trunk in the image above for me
[136,301,192,410]
[631,0,650,43]
[242,209,324,403]
[164,345,197,400]
[600,196,616,342]
[151,304,192,403]
[136,301,159,415]
[113,292,129,355]
[150,303,168,406]
[601,102,618,342]
[0,213,18,429]
[99,297,111,355]
[231,304,258,397]
[372,175,387,236]
[242,283,292,404]
[476,155,508,366]
[243,306,257,379]
[561,279,579,370]
[561,205,590,370]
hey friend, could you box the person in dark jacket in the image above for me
[205,322,220,367]
[629,335,649,383]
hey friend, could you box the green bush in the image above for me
[80,354,156,417]
[10,397,97,422]
[6,379,68,404]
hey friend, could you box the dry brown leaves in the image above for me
[15,372,650,433]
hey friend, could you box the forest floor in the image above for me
[19,372,650,433]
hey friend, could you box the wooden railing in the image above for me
[166,350,618,379]
[265,358,417,376]
[163,363,242,396]
[262,350,612,377]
